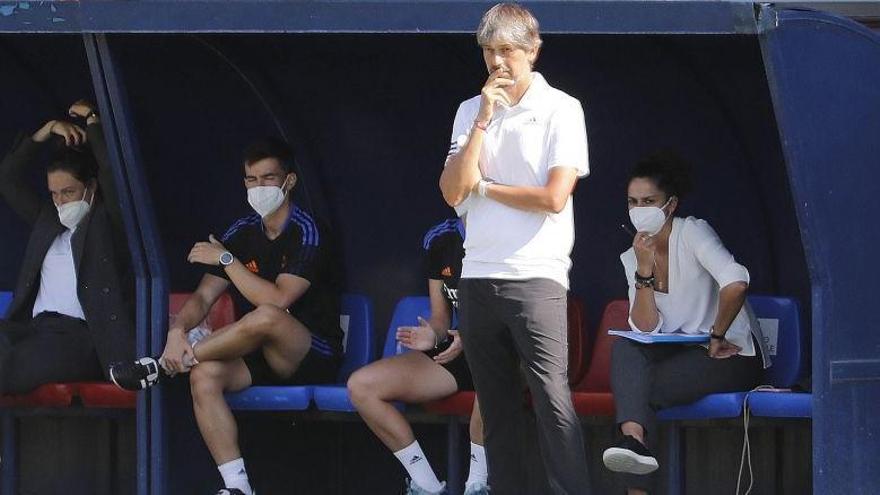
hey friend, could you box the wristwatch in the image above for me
[709,326,725,340]
[219,251,234,267]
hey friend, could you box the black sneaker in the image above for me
[602,435,659,475]
[215,489,247,495]
[109,357,165,391]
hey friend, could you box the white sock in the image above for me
[465,442,489,488]
[218,458,253,495]
[393,441,444,493]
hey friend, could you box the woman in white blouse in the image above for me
[602,152,769,494]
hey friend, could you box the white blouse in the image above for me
[620,216,770,367]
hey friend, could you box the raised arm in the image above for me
[440,125,485,207]
[69,100,126,234]
[0,123,56,224]
[627,235,663,333]
[440,69,513,206]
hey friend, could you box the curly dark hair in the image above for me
[628,150,693,200]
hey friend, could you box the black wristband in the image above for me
[709,329,725,340]
[634,271,655,289]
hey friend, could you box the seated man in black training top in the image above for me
[110,138,343,495]
[0,100,134,395]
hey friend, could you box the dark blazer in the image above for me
[0,124,135,378]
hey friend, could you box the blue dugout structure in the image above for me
[1,2,878,494]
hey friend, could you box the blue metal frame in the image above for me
[89,34,173,495]
[1,1,758,34]
[758,6,880,494]
[83,33,152,495]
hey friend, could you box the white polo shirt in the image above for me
[447,73,589,289]
[32,228,86,320]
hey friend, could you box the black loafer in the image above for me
[602,435,659,475]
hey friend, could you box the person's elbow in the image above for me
[631,318,658,333]
[722,280,749,295]
[544,190,569,214]
[439,177,467,208]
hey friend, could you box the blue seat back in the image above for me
[0,291,12,318]
[382,296,432,358]
[338,293,375,381]
[748,295,803,387]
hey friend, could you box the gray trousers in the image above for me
[459,278,590,495]
[610,338,763,491]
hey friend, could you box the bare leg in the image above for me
[190,359,252,464]
[194,305,312,378]
[469,397,484,445]
[348,351,458,451]
[621,421,646,444]
[190,305,313,464]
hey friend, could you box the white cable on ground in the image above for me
[737,385,775,495]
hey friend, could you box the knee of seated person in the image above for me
[347,367,379,403]
[190,362,224,397]
[243,304,286,332]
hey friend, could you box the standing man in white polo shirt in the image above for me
[439,3,591,494]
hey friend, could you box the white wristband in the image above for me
[477,179,493,197]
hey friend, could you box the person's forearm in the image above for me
[484,183,569,213]
[173,294,212,334]
[630,287,660,332]
[0,135,45,224]
[87,122,127,233]
[428,314,452,342]
[711,281,748,335]
[224,260,291,308]
[440,127,484,206]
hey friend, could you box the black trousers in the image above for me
[0,313,103,395]
[609,338,763,491]
[459,278,591,495]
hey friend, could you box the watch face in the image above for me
[220,252,233,265]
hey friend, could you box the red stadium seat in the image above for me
[73,292,238,409]
[424,295,590,415]
[170,291,237,327]
[0,383,76,407]
[571,299,629,416]
[76,382,136,408]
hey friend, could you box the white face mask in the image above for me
[247,177,290,218]
[56,187,94,230]
[628,198,672,236]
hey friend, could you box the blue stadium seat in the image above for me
[0,291,12,317]
[226,293,374,411]
[748,391,811,418]
[657,295,804,494]
[314,296,427,412]
[741,295,812,419]
[658,295,803,420]
[225,385,313,411]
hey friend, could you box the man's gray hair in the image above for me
[476,3,542,51]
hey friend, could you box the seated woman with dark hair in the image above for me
[0,100,133,395]
[602,152,770,494]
